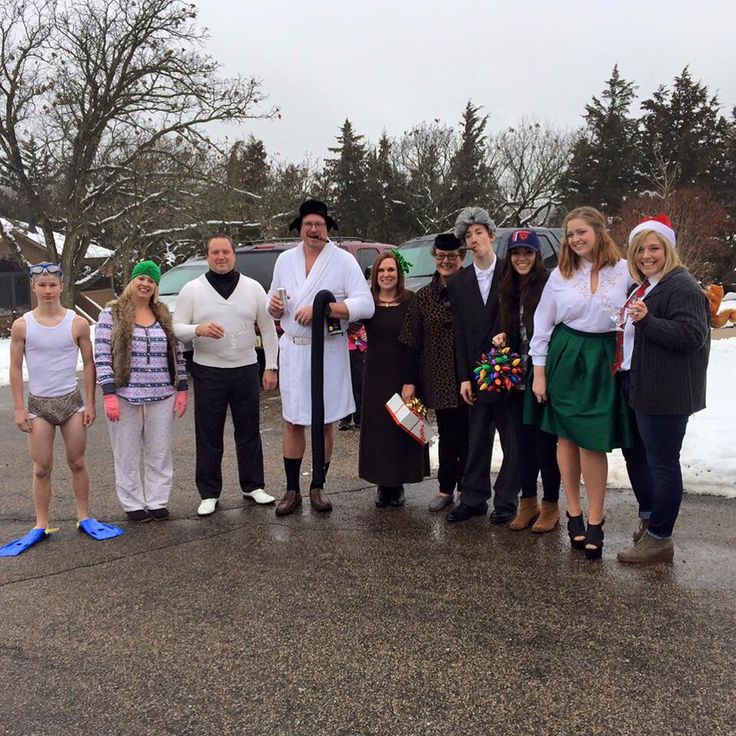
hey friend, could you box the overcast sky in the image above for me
[196,0,736,163]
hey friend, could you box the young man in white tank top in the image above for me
[4,263,122,553]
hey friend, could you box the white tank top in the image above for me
[24,310,79,397]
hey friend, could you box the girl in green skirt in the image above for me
[527,207,633,558]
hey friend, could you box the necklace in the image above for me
[378,298,399,305]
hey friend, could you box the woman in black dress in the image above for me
[359,252,430,507]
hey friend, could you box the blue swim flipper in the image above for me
[0,527,49,557]
[77,518,125,541]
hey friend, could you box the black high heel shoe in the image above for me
[566,512,586,550]
[584,519,605,559]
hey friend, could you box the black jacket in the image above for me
[447,262,504,403]
[629,267,710,415]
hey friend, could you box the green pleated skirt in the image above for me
[523,324,633,452]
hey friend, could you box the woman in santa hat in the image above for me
[615,214,710,564]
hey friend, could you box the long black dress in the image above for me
[358,297,430,486]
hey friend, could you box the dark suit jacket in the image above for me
[447,262,503,404]
[629,266,710,415]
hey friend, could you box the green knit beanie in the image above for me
[130,260,161,285]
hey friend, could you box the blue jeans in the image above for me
[633,411,689,539]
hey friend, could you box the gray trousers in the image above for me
[107,394,175,512]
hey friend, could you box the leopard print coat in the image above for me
[399,272,462,410]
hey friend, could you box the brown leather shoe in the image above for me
[275,490,302,516]
[508,497,539,531]
[531,500,560,534]
[309,486,333,512]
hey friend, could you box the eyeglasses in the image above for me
[29,263,63,277]
[435,254,460,262]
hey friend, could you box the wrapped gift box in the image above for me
[385,393,434,446]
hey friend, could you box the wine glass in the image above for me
[609,307,624,332]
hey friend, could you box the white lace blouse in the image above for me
[530,258,632,366]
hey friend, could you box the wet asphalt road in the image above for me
[0,382,734,736]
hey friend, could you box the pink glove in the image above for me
[174,390,188,419]
[104,394,120,422]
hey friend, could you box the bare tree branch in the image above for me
[0,0,276,302]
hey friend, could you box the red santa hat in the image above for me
[628,213,676,248]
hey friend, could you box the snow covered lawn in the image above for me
[1,330,734,497]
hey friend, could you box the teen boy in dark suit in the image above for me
[446,207,520,523]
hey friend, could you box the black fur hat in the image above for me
[434,233,462,251]
[288,199,338,232]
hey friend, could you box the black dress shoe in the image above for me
[149,507,170,521]
[389,486,405,507]
[338,418,352,431]
[126,509,152,523]
[447,502,488,523]
[489,510,515,524]
[375,486,391,507]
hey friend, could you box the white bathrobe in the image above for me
[268,241,375,425]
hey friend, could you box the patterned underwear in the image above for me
[28,389,84,426]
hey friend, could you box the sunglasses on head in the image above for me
[29,263,63,277]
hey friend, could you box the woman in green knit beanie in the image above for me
[93,259,188,522]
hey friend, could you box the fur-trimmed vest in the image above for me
[109,300,180,389]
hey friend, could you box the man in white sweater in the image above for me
[174,235,279,516]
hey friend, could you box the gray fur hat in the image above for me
[453,207,496,240]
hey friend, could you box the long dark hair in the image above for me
[369,251,412,304]
[498,252,549,347]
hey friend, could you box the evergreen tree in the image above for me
[226,135,269,195]
[560,65,642,214]
[363,132,412,243]
[322,119,369,235]
[448,101,496,212]
[709,106,736,226]
[222,135,270,229]
[640,67,728,192]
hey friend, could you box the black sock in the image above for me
[284,457,302,492]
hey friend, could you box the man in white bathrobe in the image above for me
[267,200,375,515]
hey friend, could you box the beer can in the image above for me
[277,287,288,314]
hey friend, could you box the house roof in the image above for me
[0,216,113,258]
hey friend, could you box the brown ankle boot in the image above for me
[617,534,674,564]
[532,501,560,533]
[508,497,539,531]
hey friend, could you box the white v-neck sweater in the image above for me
[173,274,278,369]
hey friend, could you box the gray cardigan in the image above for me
[629,267,710,415]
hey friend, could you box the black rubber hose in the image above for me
[310,289,336,489]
